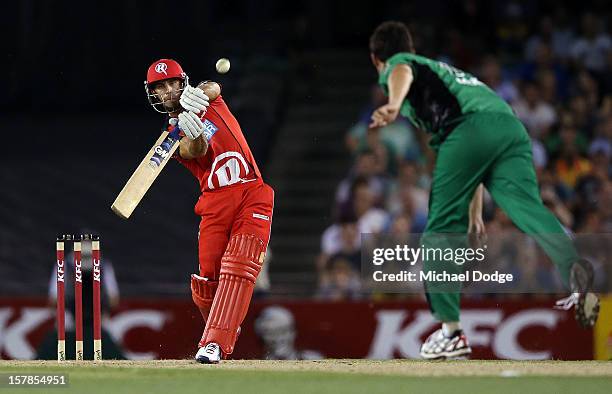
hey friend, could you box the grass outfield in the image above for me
[0,360,611,394]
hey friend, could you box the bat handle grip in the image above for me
[169,126,181,139]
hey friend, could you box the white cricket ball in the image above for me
[215,58,231,74]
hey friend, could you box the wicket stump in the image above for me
[55,234,103,362]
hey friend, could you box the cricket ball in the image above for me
[215,58,231,74]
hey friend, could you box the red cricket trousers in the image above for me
[196,180,274,280]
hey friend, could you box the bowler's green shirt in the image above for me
[378,52,514,149]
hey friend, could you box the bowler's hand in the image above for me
[468,212,487,248]
[369,103,400,128]
[468,215,486,238]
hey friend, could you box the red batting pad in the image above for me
[199,234,265,354]
[191,274,219,321]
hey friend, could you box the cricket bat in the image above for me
[111,127,182,219]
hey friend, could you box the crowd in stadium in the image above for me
[316,7,611,300]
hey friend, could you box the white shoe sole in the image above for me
[195,355,220,364]
[195,346,221,364]
[420,347,472,360]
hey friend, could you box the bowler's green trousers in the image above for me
[423,112,578,322]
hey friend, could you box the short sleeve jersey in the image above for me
[378,53,514,148]
[173,94,262,192]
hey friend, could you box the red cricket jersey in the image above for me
[173,94,262,194]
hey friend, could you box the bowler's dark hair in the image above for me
[369,21,415,61]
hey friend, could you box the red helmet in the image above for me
[146,59,186,84]
[144,58,189,113]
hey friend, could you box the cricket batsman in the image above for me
[144,59,274,363]
[368,22,600,359]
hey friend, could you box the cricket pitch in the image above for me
[1,359,610,394]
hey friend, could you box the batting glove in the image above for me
[178,111,204,140]
[180,85,209,114]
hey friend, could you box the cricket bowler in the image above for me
[368,22,599,359]
[144,58,274,363]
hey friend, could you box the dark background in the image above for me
[1,0,610,298]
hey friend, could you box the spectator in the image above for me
[325,215,361,271]
[335,150,387,209]
[550,6,577,61]
[545,112,589,159]
[524,15,575,62]
[520,42,570,101]
[575,208,604,233]
[351,177,389,233]
[362,127,398,176]
[537,168,571,204]
[318,179,388,284]
[553,125,592,190]
[541,182,574,229]
[571,13,612,74]
[389,214,413,236]
[573,137,611,229]
[512,82,557,139]
[575,70,600,113]
[589,115,612,160]
[317,213,359,283]
[532,137,548,175]
[346,85,420,160]
[316,255,362,300]
[569,94,597,137]
[537,69,558,104]
[386,161,429,224]
[479,55,519,103]
[494,1,530,56]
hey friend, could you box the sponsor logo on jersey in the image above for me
[252,213,270,221]
[202,119,219,141]
[207,151,251,189]
[155,62,168,75]
[438,61,483,86]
